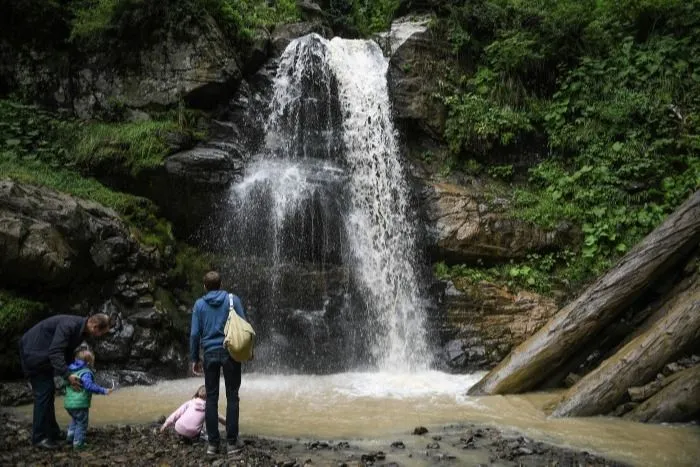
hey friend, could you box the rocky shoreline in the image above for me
[0,411,627,466]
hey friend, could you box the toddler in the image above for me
[63,349,112,449]
[160,385,225,440]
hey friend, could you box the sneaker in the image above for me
[206,443,219,456]
[34,438,59,450]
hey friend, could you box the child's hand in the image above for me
[105,388,114,395]
[159,426,166,434]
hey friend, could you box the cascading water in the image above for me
[219,33,429,373]
[328,38,429,371]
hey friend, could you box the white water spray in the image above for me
[228,34,429,372]
[328,37,429,371]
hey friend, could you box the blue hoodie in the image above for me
[190,290,247,362]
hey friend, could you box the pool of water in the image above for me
[12,371,700,466]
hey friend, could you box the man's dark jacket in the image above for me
[19,315,87,377]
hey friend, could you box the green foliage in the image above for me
[442,92,534,156]
[434,251,573,295]
[0,158,174,249]
[70,120,187,175]
[0,100,68,165]
[438,0,700,290]
[487,164,514,181]
[1,99,202,177]
[72,0,295,44]
[0,99,180,249]
[0,290,46,332]
[351,0,401,35]
[3,0,300,53]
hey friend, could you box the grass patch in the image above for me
[0,158,174,249]
[70,120,181,175]
[0,290,46,332]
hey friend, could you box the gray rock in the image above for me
[421,182,577,262]
[165,142,245,188]
[0,382,32,406]
[387,15,452,141]
[94,323,135,362]
[130,309,163,328]
[4,15,241,118]
[0,180,145,289]
[271,22,333,56]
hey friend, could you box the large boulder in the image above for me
[436,279,558,371]
[421,182,576,263]
[271,22,333,56]
[0,180,145,289]
[386,15,454,142]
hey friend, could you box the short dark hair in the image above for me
[204,271,221,291]
[88,313,110,331]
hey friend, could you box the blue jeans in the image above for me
[203,348,241,445]
[28,373,61,444]
[66,408,89,447]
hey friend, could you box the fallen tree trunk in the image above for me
[627,364,688,402]
[624,365,700,423]
[551,283,700,417]
[468,190,700,396]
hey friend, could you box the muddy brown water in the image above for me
[12,372,700,466]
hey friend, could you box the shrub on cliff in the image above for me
[434,0,700,292]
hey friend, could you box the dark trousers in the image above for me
[28,373,61,444]
[203,348,241,445]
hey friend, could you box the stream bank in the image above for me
[0,411,625,467]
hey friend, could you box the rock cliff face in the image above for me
[435,279,558,371]
[382,15,575,370]
[421,182,576,263]
[385,15,453,143]
[0,180,187,379]
[3,15,241,119]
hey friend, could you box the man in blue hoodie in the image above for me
[190,270,247,457]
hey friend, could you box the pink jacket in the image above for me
[162,398,205,439]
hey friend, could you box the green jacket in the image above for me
[63,359,108,409]
[64,368,93,409]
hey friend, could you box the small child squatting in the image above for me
[63,349,112,449]
[160,385,225,441]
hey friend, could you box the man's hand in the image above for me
[192,361,203,376]
[67,374,82,390]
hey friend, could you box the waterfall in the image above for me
[222,34,429,372]
[328,38,429,371]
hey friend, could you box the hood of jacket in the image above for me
[203,290,228,308]
[68,359,89,372]
[191,398,205,411]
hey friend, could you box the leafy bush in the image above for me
[0,290,45,332]
[437,0,700,290]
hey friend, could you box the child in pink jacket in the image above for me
[160,385,225,440]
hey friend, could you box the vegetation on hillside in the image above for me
[0,99,191,249]
[433,0,700,295]
[1,0,300,51]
